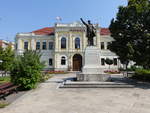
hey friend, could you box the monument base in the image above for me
[77,73,110,81]
[77,46,110,82]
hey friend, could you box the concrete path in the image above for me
[1,73,150,113]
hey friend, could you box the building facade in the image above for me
[0,40,14,50]
[15,22,121,71]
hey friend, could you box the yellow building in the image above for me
[15,22,120,71]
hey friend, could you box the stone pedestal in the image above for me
[77,46,110,81]
[82,46,101,74]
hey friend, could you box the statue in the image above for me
[80,18,96,46]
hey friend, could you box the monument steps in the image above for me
[59,81,135,88]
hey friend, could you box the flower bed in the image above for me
[104,70,120,74]
[43,70,68,74]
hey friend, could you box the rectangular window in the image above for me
[15,44,18,50]
[36,42,40,50]
[49,42,53,50]
[24,42,28,50]
[101,42,104,50]
[49,59,53,66]
[101,58,105,66]
[114,58,117,65]
[42,42,47,50]
[61,57,66,65]
[107,42,111,49]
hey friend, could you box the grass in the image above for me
[40,74,53,82]
[0,76,10,84]
[0,101,9,108]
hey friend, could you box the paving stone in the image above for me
[1,73,150,113]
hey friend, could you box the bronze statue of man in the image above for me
[80,18,96,46]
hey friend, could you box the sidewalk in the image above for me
[1,73,150,113]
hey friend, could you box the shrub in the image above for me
[119,65,142,71]
[10,50,44,90]
[40,73,52,82]
[130,65,138,71]
[0,46,14,74]
[132,69,150,81]
[135,69,150,75]
[0,76,10,84]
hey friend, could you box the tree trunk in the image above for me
[126,63,128,77]
[125,61,129,77]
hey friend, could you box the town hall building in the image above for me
[15,21,121,71]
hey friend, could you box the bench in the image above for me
[0,82,19,100]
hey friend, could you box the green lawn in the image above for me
[0,76,10,84]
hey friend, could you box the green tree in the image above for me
[0,47,4,71]
[0,46,14,74]
[105,58,113,69]
[109,0,150,69]
[10,50,45,90]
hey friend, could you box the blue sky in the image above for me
[0,0,127,41]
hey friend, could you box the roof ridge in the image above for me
[31,27,110,36]
[32,27,54,35]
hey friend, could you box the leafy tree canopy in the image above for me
[11,50,45,90]
[109,0,150,69]
[0,46,14,72]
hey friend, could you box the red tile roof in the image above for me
[100,28,111,35]
[32,27,54,35]
[32,27,110,36]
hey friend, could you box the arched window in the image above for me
[61,37,66,49]
[61,56,66,65]
[75,38,80,49]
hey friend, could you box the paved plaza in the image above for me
[1,73,150,113]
